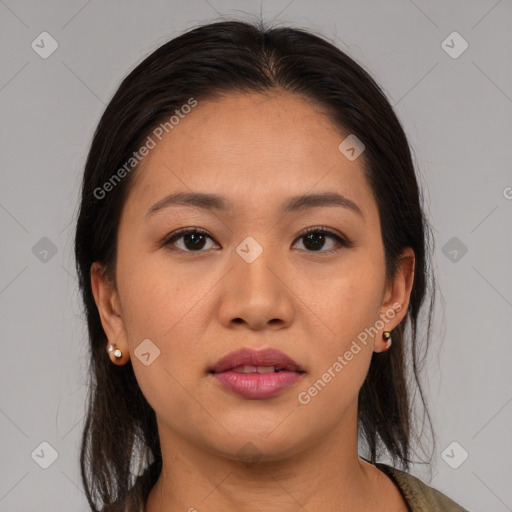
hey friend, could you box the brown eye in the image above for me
[164,228,219,252]
[303,232,327,251]
[293,228,348,253]
[182,232,207,250]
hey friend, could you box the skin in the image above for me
[91,91,415,511]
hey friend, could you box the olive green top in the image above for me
[376,463,470,511]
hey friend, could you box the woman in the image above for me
[75,20,469,511]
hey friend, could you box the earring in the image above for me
[107,343,123,360]
[382,331,392,351]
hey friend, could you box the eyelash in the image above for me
[162,226,351,254]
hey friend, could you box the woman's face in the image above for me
[92,91,412,462]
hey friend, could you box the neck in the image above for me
[145,408,391,512]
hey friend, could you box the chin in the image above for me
[204,427,307,466]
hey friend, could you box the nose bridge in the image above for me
[233,237,280,301]
[218,236,294,329]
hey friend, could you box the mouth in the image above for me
[208,348,306,399]
[209,347,305,374]
[214,365,300,374]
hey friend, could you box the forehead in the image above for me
[124,91,378,220]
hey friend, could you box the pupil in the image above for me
[304,232,325,251]
[184,233,206,250]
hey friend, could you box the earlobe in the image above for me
[90,263,129,364]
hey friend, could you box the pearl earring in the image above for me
[107,343,123,360]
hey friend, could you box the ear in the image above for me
[90,262,129,365]
[375,247,415,352]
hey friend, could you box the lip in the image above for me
[209,348,305,400]
[209,347,303,374]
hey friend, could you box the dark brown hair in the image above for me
[75,19,435,511]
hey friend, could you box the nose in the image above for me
[218,245,295,331]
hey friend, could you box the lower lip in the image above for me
[211,370,304,399]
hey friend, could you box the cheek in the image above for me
[117,254,216,398]
[130,358,214,451]
[121,266,212,430]
[118,252,214,343]
[300,252,385,340]
[295,345,372,437]
[295,251,385,397]
[294,273,380,421]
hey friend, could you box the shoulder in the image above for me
[375,463,470,512]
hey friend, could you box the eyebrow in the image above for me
[146,191,363,219]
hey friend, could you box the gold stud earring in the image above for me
[107,343,123,360]
[382,331,392,351]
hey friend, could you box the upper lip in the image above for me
[209,348,304,373]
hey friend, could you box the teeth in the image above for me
[232,365,257,373]
[257,365,276,374]
[231,365,277,374]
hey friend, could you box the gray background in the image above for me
[1,0,511,510]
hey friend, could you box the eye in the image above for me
[163,226,350,253]
[292,227,350,253]
[163,228,220,252]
